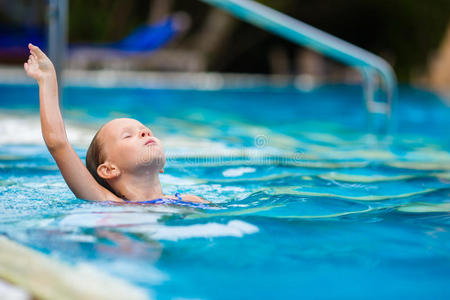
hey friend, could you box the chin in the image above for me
[137,148,165,169]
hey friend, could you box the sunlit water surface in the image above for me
[0,84,449,299]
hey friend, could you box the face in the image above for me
[98,118,165,173]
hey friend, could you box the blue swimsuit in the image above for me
[121,192,210,208]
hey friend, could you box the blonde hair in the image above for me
[85,128,119,197]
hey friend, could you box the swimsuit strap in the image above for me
[109,193,211,209]
[131,198,164,204]
[121,193,182,204]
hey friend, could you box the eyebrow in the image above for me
[120,125,150,133]
[120,126,134,134]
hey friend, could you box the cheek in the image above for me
[109,141,140,165]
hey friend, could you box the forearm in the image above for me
[38,73,68,150]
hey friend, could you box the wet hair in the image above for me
[86,127,118,197]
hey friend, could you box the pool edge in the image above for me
[0,236,151,300]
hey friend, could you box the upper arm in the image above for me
[50,142,121,202]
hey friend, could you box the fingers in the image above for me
[28,54,36,64]
[24,51,36,72]
[28,43,44,59]
[27,55,33,66]
[30,50,37,60]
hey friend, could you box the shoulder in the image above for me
[179,194,210,204]
[99,188,124,203]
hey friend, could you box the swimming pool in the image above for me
[0,82,449,299]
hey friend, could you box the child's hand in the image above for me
[24,43,55,81]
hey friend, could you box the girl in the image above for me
[24,43,209,204]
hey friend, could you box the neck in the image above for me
[111,170,163,201]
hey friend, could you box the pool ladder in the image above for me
[200,0,397,135]
[47,0,396,135]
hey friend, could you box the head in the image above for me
[86,118,165,196]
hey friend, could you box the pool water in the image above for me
[0,83,449,299]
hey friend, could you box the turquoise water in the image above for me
[0,83,449,299]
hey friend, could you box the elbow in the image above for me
[44,134,68,152]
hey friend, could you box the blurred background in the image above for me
[1,2,450,299]
[0,0,449,95]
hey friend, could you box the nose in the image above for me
[139,128,151,138]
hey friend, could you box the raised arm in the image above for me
[24,44,120,202]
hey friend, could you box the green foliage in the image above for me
[69,0,150,42]
[252,0,450,81]
[66,0,450,81]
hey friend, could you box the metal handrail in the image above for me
[200,0,397,133]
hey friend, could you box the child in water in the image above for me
[24,43,209,204]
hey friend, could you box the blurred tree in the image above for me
[245,0,450,81]
[427,22,450,94]
[148,0,173,23]
[2,0,446,82]
[68,0,149,42]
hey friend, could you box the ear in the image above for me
[97,162,121,180]
[159,169,164,173]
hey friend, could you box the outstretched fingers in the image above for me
[29,54,36,64]
[24,53,36,74]
[30,51,37,60]
[28,43,44,59]
[26,55,33,68]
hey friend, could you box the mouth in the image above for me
[145,139,156,146]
